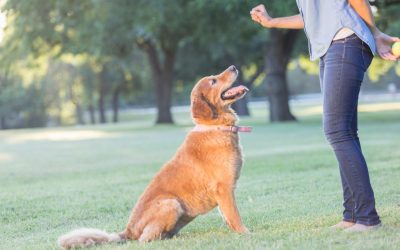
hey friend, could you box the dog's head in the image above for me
[190,65,249,125]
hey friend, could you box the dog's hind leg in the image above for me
[164,215,194,239]
[138,223,162,242]
[138,199,184,242]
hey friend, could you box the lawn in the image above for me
[1,101,399,250]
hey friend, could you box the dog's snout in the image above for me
[229,65,237,72]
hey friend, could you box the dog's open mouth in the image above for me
[221,85,249,100]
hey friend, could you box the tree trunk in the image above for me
[156,50,175,124]
[232,72,250,116]
[112,86,121,123]
[265,29,298,122]
[0,116,6,130]
[266,72,295,121]
[232,64,264,117]
[232,97,250,116]
[75,103,85,125]
[138,40,175,124]
[155,79,174,124]
[98,69,107,124]
[98,89,107,123]
[67,73,85,125]
[88,105,96,124]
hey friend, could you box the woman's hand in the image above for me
[373,29,400,61]
[250,4,272,28]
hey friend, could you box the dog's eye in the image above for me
[210,79,217,85]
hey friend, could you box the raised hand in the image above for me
[250,4,272,28]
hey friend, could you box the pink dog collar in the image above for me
[192,125,252,133]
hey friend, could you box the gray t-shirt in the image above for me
[296,0,376,61]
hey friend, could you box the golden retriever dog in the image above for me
[58,65,251,249]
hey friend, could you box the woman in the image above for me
[250,0,399,232]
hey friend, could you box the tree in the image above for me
[175,0,302,121]
[0,71,48,129]
[2,0,138,124]
[131,0,206,124]
[258,2,303,122]
[265,29,299,121]
[3,0,396,129]
[168,1,267,117]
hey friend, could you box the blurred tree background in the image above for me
[0,0,399,129]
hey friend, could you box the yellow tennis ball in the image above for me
[392,42,400,57]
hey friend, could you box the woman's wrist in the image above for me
[371,27,381,38]
[261,17,274,28]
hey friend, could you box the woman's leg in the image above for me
[320,54,356,224]
[322,37,380,226]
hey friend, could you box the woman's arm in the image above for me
[250,4,304,29]
[348,0,376,30]
[349,0,400,60]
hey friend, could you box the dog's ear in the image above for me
[191,94,217,120]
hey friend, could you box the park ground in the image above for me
[0,99,399,250]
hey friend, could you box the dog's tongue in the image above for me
[222,85,249,99]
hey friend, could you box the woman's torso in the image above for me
[296,0,376,61]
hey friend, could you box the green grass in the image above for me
[1,101,400,250]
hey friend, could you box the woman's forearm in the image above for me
[262,15,304,29]
[250,5,304,30]
[348,0,378,34]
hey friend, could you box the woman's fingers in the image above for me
[379,50,388,59]
[387,37,399,60]
[387,53,397,61]
[380,51,396,61]
[250,13,261,23]
[250,10,262,17]
[251,15,260,23]
[250,12,260,18]
[391,36,400,42]
[250,4,266,17]
[252,4,266,14]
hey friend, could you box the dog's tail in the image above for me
[57,228,126,249]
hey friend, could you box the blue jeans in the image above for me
[319,34,380,226]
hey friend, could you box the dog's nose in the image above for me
[229,65,237,72]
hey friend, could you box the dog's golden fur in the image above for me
[58,66,249,249]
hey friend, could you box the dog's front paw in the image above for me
[236,226,250,234]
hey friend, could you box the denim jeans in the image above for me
[319,34,380,226]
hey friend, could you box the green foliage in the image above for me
[0,75,47,128]
[374,1,400,35]
[395,62,400,75]
[368,58,398,82]
[0,0,399,128]
[296,55,320,75]
[1,0,146,127]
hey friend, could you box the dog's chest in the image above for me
[185,131,244,180]
[178,133,244,215]
[205,136,243,180]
